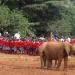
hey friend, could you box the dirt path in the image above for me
[0,53,75,75]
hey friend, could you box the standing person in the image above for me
[48,32,56,41]
[4,31,9,38]
[38,34,45,41]
[0,33,2,37]
[60,36,64,42]
[14,31,21,40]
[67,37,71,43]
[54,32,59,41]
[64,37,67,42]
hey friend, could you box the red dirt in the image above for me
[0,53,75,75]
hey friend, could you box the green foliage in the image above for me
[0,5,31,37]
[10,10,31,37]
[0,0,75,37]
[0,5,11,33]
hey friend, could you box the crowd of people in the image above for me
[0,31,44,55]
[0,31,75,55]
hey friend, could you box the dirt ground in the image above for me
[0,54,75,75]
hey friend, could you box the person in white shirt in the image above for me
[67,37,71,42]
[0,33,1,36]
[60,38,64,42]
[60,36,64,42]
[14,31,20,40]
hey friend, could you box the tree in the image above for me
[0,0,75,37]
[0,5,32,37]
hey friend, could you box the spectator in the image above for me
[14,31,21,40]
[54,32,59,40]
[4,31,9,38]
[67,37,71,43]
[0,33,2,36]
[60,36,64,42]
[38,34,45,41]
[64,37,67,42]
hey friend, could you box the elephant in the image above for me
[39,41,71,69]
[39,42,48,68]
[70,43,75,55]
[39,41,58,68]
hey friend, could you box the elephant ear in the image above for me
[64,42,71,55]
[39,42,48,53]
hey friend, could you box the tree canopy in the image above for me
[0,0,75,37]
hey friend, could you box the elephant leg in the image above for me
[40,52,46,68]
[43,55,46,67]
[49,59,52,68]
[41,58,44,68]
[40,55,44,68]
[56,59,62,69]
[55,60,58,67]
[47,60,49,69]
[64,56,68,68]
[55,60,57,66]
[47,59,52,69]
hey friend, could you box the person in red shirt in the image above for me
[64,37,67,42]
